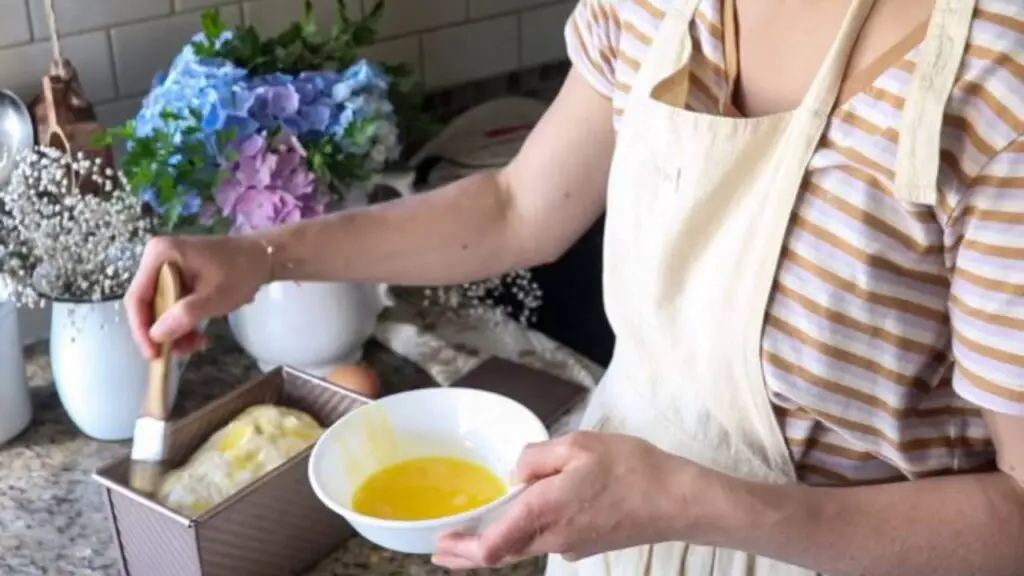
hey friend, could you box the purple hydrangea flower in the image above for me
[214,130,328,233]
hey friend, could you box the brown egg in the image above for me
[325,363,382,399]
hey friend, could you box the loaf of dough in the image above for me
[156,404,324,517]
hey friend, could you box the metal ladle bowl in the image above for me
[0,89,35,188]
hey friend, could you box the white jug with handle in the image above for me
[0,300,32,446]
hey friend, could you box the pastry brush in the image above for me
[129,261,183,496]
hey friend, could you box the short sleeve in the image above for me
[950,134,1024,416]
[564,0,621,99]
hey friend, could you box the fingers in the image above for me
[515,435,578,483]
[150,293,210,344]
[435,486,548,568]
[430,552,525,571]
[172,331,208,355]
[126,238,176,359]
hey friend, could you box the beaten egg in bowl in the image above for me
[352,455,507,521]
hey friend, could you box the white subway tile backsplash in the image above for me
[110,5,241,96]
[370,0,466,38]
[0,0,572,132]
[423,15,518,89]
[175,0,239,10]
[0,31,116,103]
[243,0,360,37]
[470,0,553,19]
[28,0,171,40]
[361,35,421,80]
[95,96,143,129]
[0,0,31,48]
[520,1,573,68]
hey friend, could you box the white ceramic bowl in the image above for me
[308,387,550,554]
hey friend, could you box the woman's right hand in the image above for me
[125,234,270,359]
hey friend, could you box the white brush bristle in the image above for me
[130,417,169,461]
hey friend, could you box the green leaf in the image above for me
[300,0,317,35]
[92,131,114,147]
[165,202,183,231]
[159,109,183,122]
[363,0,384,28]
[201,9,226,42]
[337,0,352,25]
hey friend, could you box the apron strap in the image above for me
[894,0,977,205]
[636,0,703,102]
[801,0,877,119]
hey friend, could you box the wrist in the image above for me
[244,233,280,285]
[659,460,772,547]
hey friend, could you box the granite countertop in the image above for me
[0,324,544,576]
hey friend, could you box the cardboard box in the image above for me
[93,367,369,576]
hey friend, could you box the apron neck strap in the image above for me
[800,0,877,117]
[894,0,977,205]
[632,0,704,100]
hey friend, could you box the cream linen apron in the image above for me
[545,0,977,574]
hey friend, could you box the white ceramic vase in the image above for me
[0,301,32,446]
[50,299,187,442]
[228,281,392,377]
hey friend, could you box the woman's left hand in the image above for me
[432,431,702,569]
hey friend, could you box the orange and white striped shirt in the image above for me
[566,0,1024,485]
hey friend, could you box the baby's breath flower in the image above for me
[415,268,544,327]
[0,146,154,307]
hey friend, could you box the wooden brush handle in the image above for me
[143,262,183,420]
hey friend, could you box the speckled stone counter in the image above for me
[0,324,544,576]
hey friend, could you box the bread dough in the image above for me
[156,404,323,517]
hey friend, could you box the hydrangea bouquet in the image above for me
[102,0,430,234]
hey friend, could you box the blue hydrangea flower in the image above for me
[298,100,333,134]
[141,188,163,213]
[329,107,356,141]
[340,59,390,93]
[222,114,260,141]
[250,72,294,88]
[249,84,301,128]
[180,190,203,216]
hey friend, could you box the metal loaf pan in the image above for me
[92,367,371,576]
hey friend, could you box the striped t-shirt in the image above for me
[566,0,1024,485]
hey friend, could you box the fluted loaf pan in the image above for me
[93,367,371,576]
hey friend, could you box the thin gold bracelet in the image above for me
[254,236,277,284]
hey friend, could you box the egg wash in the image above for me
[351,456,507,521]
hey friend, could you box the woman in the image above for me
[127,0,1024,574]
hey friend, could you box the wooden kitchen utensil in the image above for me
[129,262,184,496]
[28,0,115,195]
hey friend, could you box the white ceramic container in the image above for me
[0,300,32,445]
[228,280,392,377]
[50,299,187,441]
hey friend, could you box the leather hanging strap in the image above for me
[29,0,115,196]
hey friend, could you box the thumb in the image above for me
[149,294,210,344]
[514,438,574,483]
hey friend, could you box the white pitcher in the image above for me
[0,300,32,446]
[50,298,187,442]
[228,281,393,377]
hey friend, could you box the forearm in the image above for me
[684,469,1024,576]
[253,69,613,288]
[257,170,539,285]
